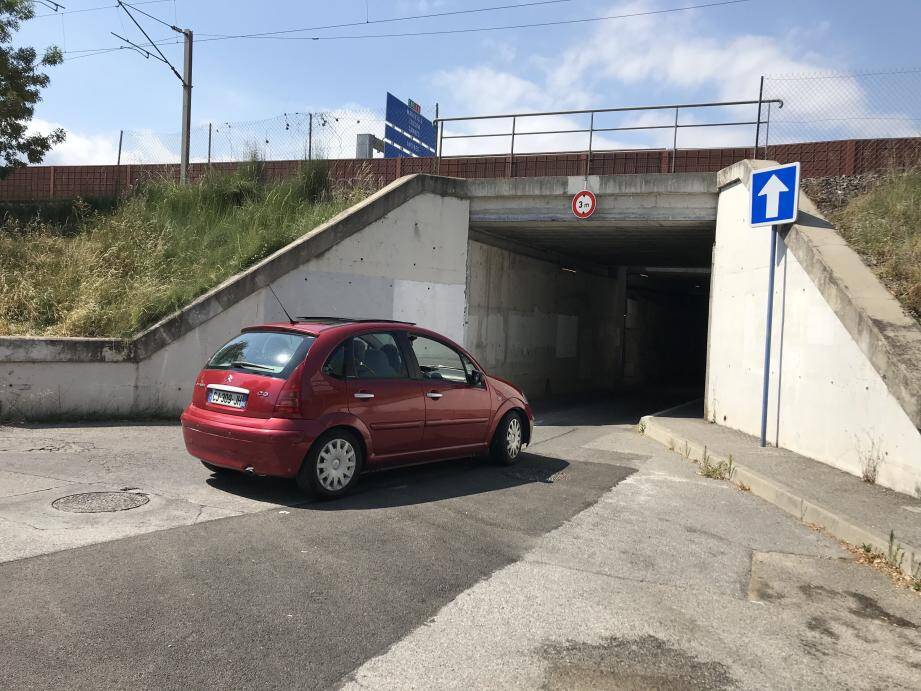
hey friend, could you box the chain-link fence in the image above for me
[120,108,386,164]
[760,69,921,171]
[115,71,921,173]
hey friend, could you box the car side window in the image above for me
[351,333,408,379]
[322,342,347,379]
[408,335,467,383]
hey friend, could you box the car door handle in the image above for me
[425,391,443,399]
[353,392,374,400]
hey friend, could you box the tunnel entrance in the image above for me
[464,207,715,414]
[623,268,710,398]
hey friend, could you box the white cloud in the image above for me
[28,118,120,165]
[431,66,634,155]
[430,1,918,154]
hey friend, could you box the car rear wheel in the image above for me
[490,411,525,466]
[297,430,363,498]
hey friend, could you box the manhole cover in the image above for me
[52,491,149,513]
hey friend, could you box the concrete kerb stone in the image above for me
[639,413,921,579]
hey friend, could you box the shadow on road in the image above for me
[533,389,702,427]
[206,453,570,510]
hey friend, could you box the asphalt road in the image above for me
[3,394,920,690]
[0,453,631,690]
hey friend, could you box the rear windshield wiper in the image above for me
[230,360,276,371]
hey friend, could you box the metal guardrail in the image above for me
[433,98,783,176]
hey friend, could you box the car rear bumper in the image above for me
[180,405,319,478]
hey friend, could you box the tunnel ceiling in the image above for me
[469,221,716,268]
[465,174,719,268]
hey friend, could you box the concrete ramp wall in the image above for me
[708,160,921,496]
[0,176,469,420]
[464,239,625,398]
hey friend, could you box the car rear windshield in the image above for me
[206,331,315,378]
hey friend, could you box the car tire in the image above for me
[297,429,363,498]
[201,460,233,475]
[490,411,525,466]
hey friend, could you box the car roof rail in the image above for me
[295,316,417,325]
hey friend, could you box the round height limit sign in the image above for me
[571,190,596,219]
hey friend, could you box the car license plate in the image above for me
[208,389,248,409]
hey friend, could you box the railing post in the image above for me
[433,102,439,175]
[508,116,516,178]
[308,113,313,160]
[754,75,765,159]
[764,102,772,159]
[436,119,443,175]
[671,107,679,173]
[115,129,123,198]
[586,111,594,179]
[207,122,212,166]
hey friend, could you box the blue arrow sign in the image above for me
[750,162,800,227]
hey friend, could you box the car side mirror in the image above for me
[468,369,484,387]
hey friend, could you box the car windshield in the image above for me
[206,331,314,377]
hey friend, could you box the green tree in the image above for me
[0,0,65,178]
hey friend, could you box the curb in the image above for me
[639,414,920,578]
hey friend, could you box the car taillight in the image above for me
[273,361,305,418]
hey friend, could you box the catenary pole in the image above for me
[180,30,193,184]
[114,2,194,184]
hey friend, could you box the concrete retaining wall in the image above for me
[464,240,624,398]
[0,177,469,419]
[707,160,921,496]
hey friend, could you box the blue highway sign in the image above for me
[750,162,800,227]
[385,124,434,158]
[384,143,408,159]
[385,93,437,158]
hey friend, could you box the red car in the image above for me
[181,318,533,498]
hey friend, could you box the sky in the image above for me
[14,0,921,164]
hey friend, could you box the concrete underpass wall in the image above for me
[464,240,625,399]
[708,161,921,496]
[624,287,709,390]
[0,178,469,419]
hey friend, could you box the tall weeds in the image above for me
[0,160,361,338]
[831,168,921,321]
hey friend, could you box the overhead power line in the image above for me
[64,0,755,57]
[33,0,65,12]
[33,0,172,18]
[119,0,178,29]
[109,0,194,183]
[65,0,578,52]
[198,0,577,40]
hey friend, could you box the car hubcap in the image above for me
[316,438,357,491]
[506,417,522,459]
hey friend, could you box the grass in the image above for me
[850,532,921,594]
[0,159,368,338]
[698,452,735,481]
[828,169,921,322]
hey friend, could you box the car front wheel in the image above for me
[490,411,525,465]
[298,430,363,498]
